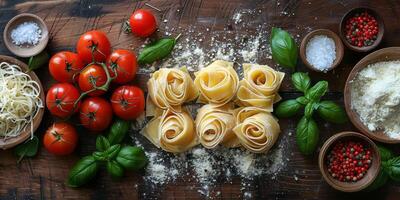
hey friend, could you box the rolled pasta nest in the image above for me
[0,62,43,139]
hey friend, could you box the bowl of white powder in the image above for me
[3,13,49,57]
[300,29,344,73]
[344,47,400,143]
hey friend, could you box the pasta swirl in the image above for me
[147,67,198,115]
[233,107,280,153]
[195,104,239,149]
[236,63,284,111]
[142,108,198,153]
[194,60,239,106]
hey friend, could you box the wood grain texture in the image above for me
[1,0,400,199]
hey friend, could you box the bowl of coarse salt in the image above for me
[3,13,49,57]
[300,29,344,73]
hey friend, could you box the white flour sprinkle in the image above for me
[11,21,42,46]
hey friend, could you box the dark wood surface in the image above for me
[1,0,400,199]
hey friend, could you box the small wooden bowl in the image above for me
[318,131,381,192]
[300,29,344,72]
[3,13,49,57]
[344,47,400,143]
[339,7,384,52]
[0,55,45,149]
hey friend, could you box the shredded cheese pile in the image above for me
[0,62,43,139]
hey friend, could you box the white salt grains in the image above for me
[305,35,336,72]
[11,21,42,46]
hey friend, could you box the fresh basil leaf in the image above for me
[378,145,394,162]
[270,27,298,70]
[92,151,107,162]
[106,160,124,179]
[28,51,49,71]
[304,101,318,118]
[292,72,311,93]
[305,81,328,101]
[385,157,400,182]
[107,119,130,145]
[67,156,99,187]
[275,99,303,118]
[296,116,319,155]
[316,101,348,124]
[105,144,121,160]
[116,146,148,170]
[14,136,39,163]
[364,166,388,192]
[138,38,176,64]
[296,96,309,105]
[96,136,110,152]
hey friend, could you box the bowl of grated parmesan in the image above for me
[3,13,49,58]
[344,47,400,143]
[0,55,45,149]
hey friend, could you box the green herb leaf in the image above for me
[92,151,107,162]
[292,72,311,93]
[364,166,388,192]
[96,136,110,152]
[116,146,148,170]
[138,38,176,64]
[296,116,319,155]
[275,99,303,118]
[28,51,49,71]
[104,144,121,160]
[304,101,318,118]
[270,27,298,70]
[316,101,348,124]
[14,136,39,163]
[67,156,99,187]
[378,145,394,162]
[106,160,124,179]
[107,119,130,145]
[296,96,309,105]
[384,157,400,182]
[305,81,328,101]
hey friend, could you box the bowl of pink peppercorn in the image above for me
[3,13,49,57]
[318,131,381,192]
[339,7,384,52]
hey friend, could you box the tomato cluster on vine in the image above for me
[46,30,145,134]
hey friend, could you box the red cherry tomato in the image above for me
[76,30,111,63]
[78,64,107,96]
[111,85,145,120]
[49,51,84,83]
[43,122,78,156]
[46,83,81,118]
[129,9,157,37]
[80,97,113,131]
[106,49,138,84]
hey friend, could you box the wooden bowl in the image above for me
[344,47,400,143]
[0,55,45,149]
[339,7,384,52]
[300,29,344,72]
[3,13,49,57]
[318,131,380,192]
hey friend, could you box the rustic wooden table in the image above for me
[1,0,400,199]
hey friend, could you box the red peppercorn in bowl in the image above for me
[339,8,384,52]
[318,132,380,192]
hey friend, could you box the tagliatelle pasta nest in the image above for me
[142,108,199,153]
[194,60,239,106]
[236,63,285,111]
[147,67,198,115]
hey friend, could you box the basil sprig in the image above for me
[275,72,347,155]
[270,27,298,70]
[67,119,148,187]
